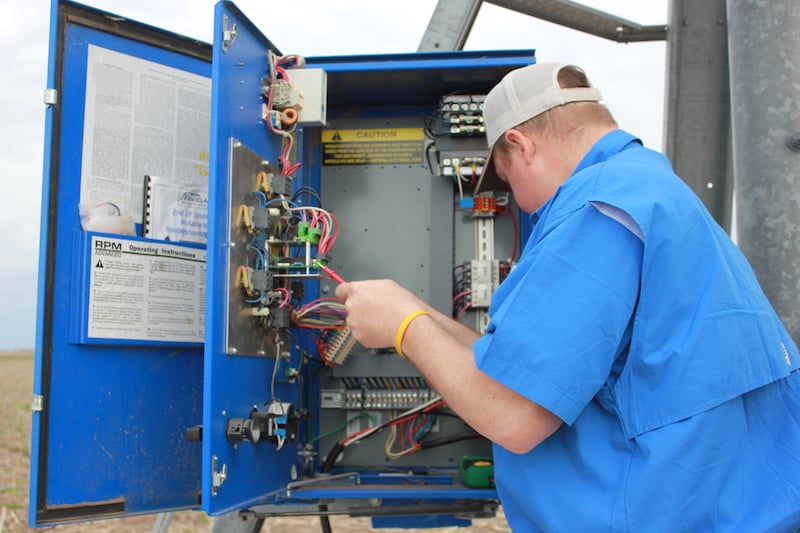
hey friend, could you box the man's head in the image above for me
[474,62,616,200]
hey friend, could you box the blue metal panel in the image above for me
[30,1,211,525]
[202,1,304,515]
[307,49,535,113]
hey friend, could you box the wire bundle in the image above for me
[453,262,473,319]
[264,52,307,177]
[384,408,438,459]
[292,298,348,365]
[287,206,340,256]
[339,396,445,450]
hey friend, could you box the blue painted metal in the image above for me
[30,2,210,526]
[203,0,305,516]
[28,0,61,524]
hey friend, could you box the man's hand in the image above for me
[335,279,429,349]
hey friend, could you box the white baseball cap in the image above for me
[474,62,603,194]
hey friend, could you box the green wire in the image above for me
[310,412,378,444]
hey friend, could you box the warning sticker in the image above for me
[322,128,425,166]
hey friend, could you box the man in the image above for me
[335,62,800,531]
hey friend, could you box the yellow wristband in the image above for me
[394,310,431,358]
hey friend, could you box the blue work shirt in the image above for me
[473,130,800,531]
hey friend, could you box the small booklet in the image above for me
[142,175,208,244]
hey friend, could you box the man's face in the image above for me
[494,146,538,213]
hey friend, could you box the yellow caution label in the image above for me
[322,128,424,143]
[322,128,425,165]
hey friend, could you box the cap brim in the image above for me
[474,146,511,195]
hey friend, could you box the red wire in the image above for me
[497,205,518,262]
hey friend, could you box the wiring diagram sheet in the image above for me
[79,45,211,223]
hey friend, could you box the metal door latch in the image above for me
[211,455,227,497]
[222,14,237,53]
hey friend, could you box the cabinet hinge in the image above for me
[31,394,44,412]
[43,88,58,106]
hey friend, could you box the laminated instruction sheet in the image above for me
[87,235,206,343]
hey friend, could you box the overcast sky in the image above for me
[0,0,668,350]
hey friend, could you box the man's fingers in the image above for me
[334,281,351,301]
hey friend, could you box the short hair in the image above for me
[492,65,617,158]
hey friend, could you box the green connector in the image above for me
[297,221,310,239]
[307,227,322,244]
[459,456,494,488]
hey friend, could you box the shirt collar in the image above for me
[571,129,642,176]
[529,129,642,226]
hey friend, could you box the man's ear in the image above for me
[503,129,535,163]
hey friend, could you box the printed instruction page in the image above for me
[79,45,210,223]
[88,236,206,343]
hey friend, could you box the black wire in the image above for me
[318,441,345,533]
[425,142,439,174]
[314,404,467,531]
[293,186,323,207]
[320,441,344,474]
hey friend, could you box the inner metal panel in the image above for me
[225,139,286,358]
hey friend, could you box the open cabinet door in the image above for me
[201,1,307,515]
[30,0,211,525]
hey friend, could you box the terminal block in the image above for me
[326,328,357,365]
[440,156,486,179]
[470,259,500,308]
[320,388,437,410]
[438,95,486,137]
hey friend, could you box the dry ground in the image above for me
[0,353,510,533]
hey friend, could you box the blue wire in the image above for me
[245,290,263,304]
[252,190,268,207]
[414,415,434,442]
[265,197,298,209]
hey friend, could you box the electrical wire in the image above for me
[339,396,445,449]
[497,203,519,263]
[310,413,378,445]
[292,186,323,207]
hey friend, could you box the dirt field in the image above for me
[0,353,510,533]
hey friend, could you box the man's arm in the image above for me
[412,300,483,348]
[335,279,562,454]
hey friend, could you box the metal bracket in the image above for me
[211,454,228,497]
[222,14,238,54]
[30,394,44,412]
[473,215,495,332]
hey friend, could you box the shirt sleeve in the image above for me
[473,204,643,425]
